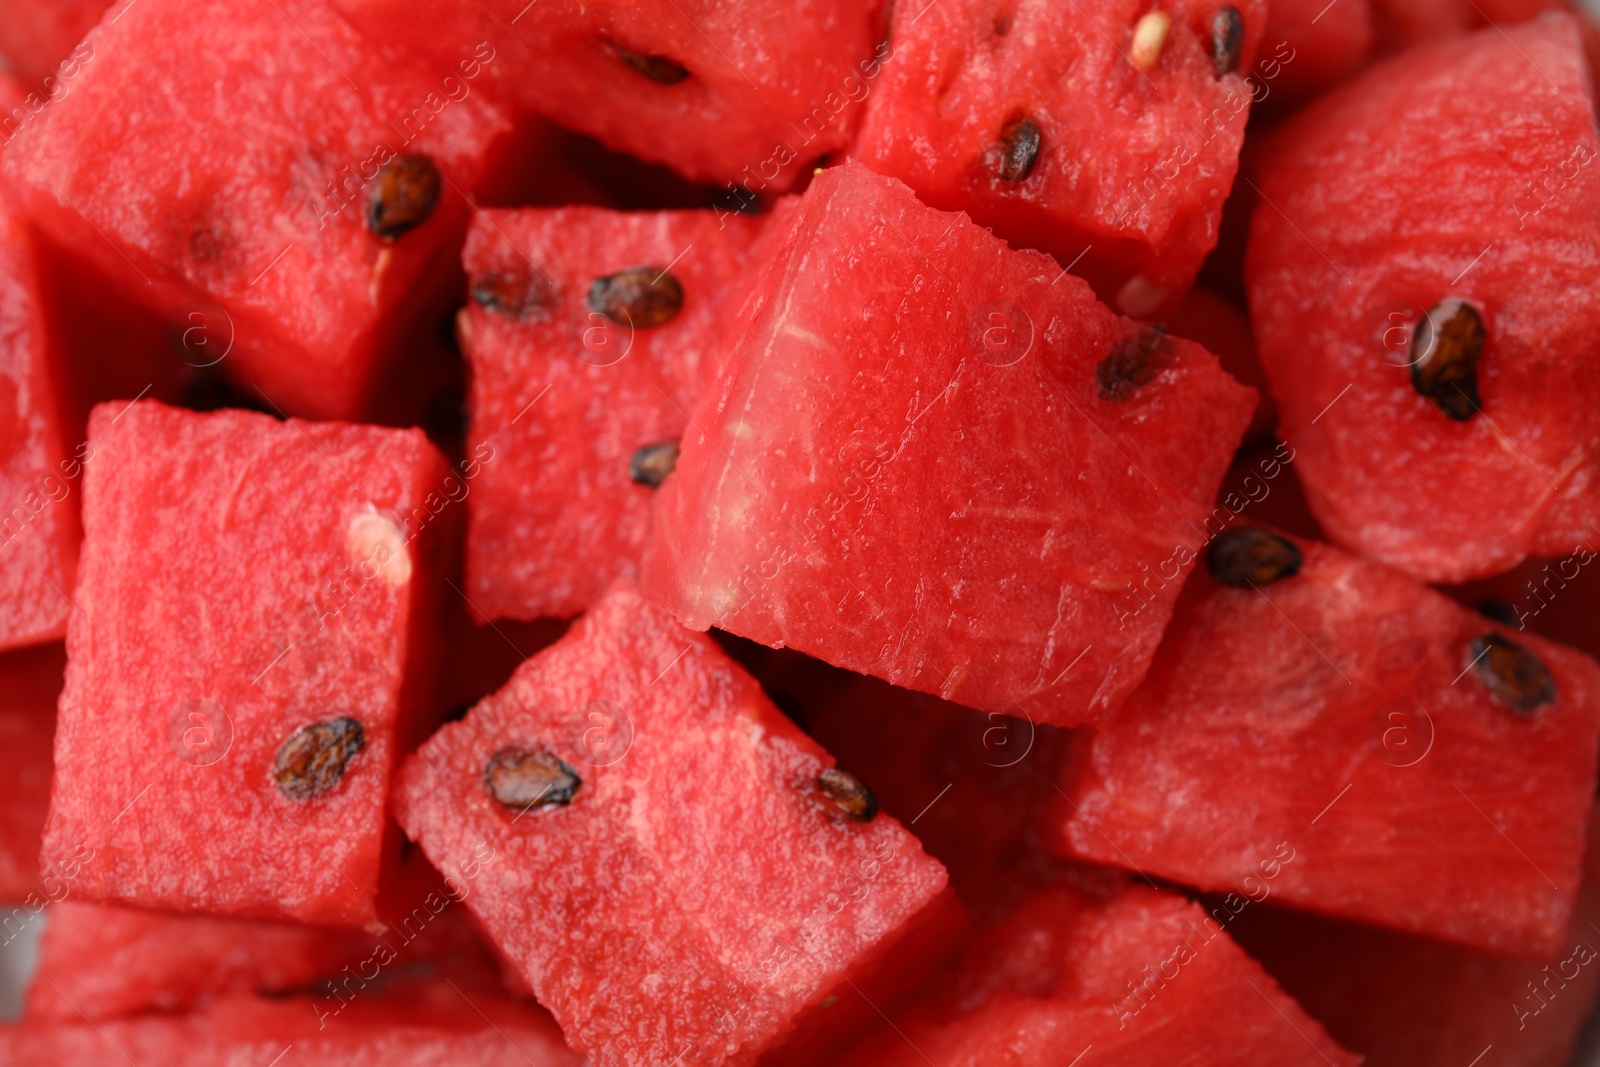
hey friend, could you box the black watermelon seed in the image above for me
[1210,6,1245,76]
[470,270,554,322]
[588,267,684,328]
[607,42,690,84]
[1207,527,1304,587]
[630,441,680,488]
[994,117,1042,183]
[366,154,442,240]
[818,767,878,822]
[1096,326,1172,401]
[1410,299,1485,421]
[274,718,366,801]
[1471,633,1557,715]
[484,747,581,810]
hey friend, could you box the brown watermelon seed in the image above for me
[606,41,690,85]
[366,154,442,241]
[484,747,581,811]
[274,718,366,801]
[1096,326,1172,401]
[1409,299,1484,420]
[1207,527,1304,587]
[470,270,553,322]
[630,441,680,488]
[817,767,878,822]
[1471,633,1557,715]
[994,117,1041,183]
[588,267,684,328]
[1210,6,1245,76]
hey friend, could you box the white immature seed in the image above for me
[1131,10,1172,72]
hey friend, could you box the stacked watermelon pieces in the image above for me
[3,0,1600,1065]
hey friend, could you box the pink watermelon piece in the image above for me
[41,400,450,927]
[0,0,522,421]
[852,0,1267,314]
[460,205,768,621]
[330,0,890,188]
[1246,13,1600,582]
[0,642,64,901]
[641,160,1255,728]
[1052,526,1600,959]
[0,201,78,651]
[393,580,960,1067]
[837,883,1359,1066]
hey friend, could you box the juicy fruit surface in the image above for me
[332,0,889,187]
[1,0,514,420]
[461,206,766,621]
[0,0,107,85]
[42,401,447,926]
[0,642,64,899]
[838,885,1359,1066]
[643,161,1255,727]
[0,204,76,650]
[1054,531,1600,958]
[1246,14,1600,582]
[393,581,950,1067]
[854,0,1266,310]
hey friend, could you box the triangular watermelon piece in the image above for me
[837,884,1360,1066]
[459,205,769,621]
[42,401,450,927]
[0,642,63,901]
[1052,525,1600,959]
[642,160,1255,727]
[1246,13,1600,582]
[393,580,961,1067]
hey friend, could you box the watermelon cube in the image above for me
[40,400,450,927]
[1,0,521,421]
[330,0,890,188]
[1246,13,1600,582]
[837,884,1359,1066]
[0,642,64,902]
[1052,526,1600,959]
[460,205,768,621]
[852,0,1267,313]
[642,160,1255,727]
[393,580,959,1067]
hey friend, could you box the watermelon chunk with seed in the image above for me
[460,205,768,621]
[1,0,521,421]
[853,0,1266,314]
[0,642,64,901]
[41,400,450,927]
[1246,13,1600,582]
[1052,526,1600,959]
[393,580,959,1067]
[642,160,1255,727]
[837,884,1360,1066]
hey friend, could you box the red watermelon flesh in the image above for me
[0,202,78,651]
[1258,0,1376,106]
[837,884,1359,1067]
[0,0,105,86]
[852,0,1267,314]
[41,401,450,927]
[0,642,63,901]
[641,160,1255,728]
[330,0,889,188]
[0,0,521,421]
[1162,286,1275,439]
[1052,527,1600,959]
[1246,13,1600,582]
[460,205,768,621]
[392,580,957,1067]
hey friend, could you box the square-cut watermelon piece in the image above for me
[1246,13,1600,582]
[460,205,768,621]
[1052,526,1600,959]
[330,0,890,188]
[852,0,1267,314]
[40,400,450,927]
[393,580,959,1067]
[642,160,1255,727]
[0,0,521,421]
[837,883,1359,1066]
[0,642,64,901]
